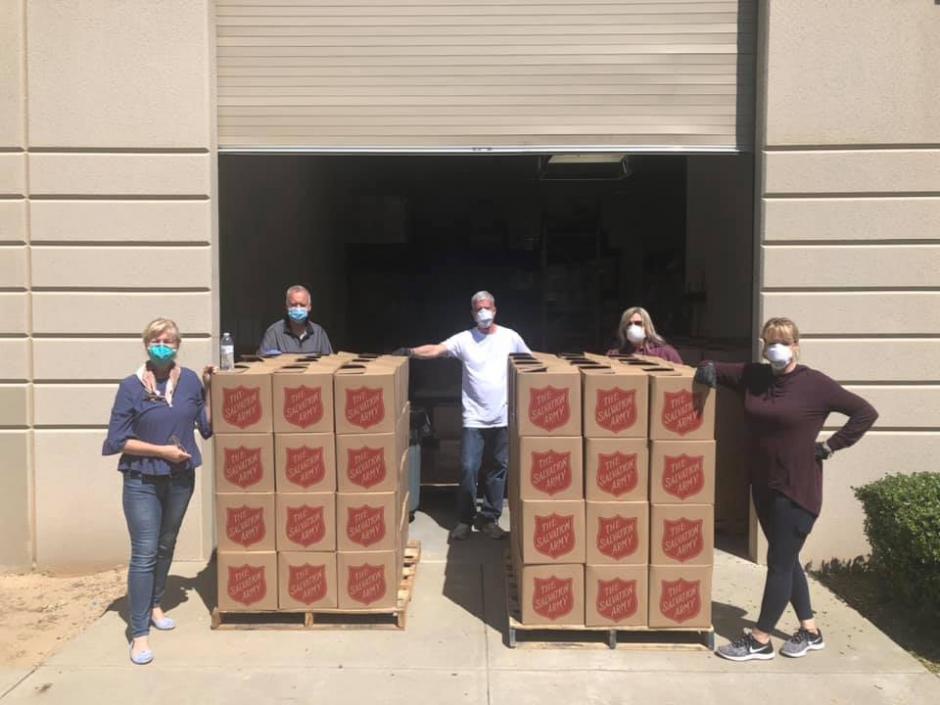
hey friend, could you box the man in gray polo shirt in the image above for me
[257,284,333,355]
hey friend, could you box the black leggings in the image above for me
[753,488,817,633]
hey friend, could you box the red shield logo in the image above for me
[284,445,326,489]
[596,515,639,560]
[529,450,572,496]
[528,386,570,432]
[346,446,387,489]
[595,388,637,433]
[288,563,328,605]
[346,505,386,548]
[661,518,704,563]
[282,385,324,429]
[285,504,326,548]
[345,387,385,430]
[532,576,574,620]
[347,563,387,605]
[222,386,263,429]
[596,578,638,622]
[596,452,638,498]
[661,389,703,436]
[227,564,266,606]
[533,513,575,559]
[662,454,705,501]
[659,578,702,624]
[223,446,263,489]
[225,505,266,547]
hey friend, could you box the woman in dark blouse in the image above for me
[606,306,683,363]
[695,317,877,662]
[102,318,215,665]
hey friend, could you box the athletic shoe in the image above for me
[473,518,507,540]
[781,627,825,658]
[716,631,775,661]
[448,522,472,541]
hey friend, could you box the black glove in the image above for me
[694,362,718,389]
[390,347,413,357]
[815,441,833,461]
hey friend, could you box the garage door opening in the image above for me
[219,153,755,552]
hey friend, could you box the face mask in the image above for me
[475,308,495,328]
[626,324,646,345]
[765,343,793,371]
[288,306,308,322]
[148,344,177,366]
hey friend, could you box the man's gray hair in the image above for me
[285,284,311,305]
[470,290,495,308]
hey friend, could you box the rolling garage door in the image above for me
[216,0,756,152]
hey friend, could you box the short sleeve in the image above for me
[257,323,279,354]
[441,332,464,358]
[513,332,532,354]
[320,329,334,355]
[102,379,139,456]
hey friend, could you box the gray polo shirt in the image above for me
[258,319,333,355]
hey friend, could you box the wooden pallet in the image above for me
[505,554,714,651]
[211,541,421,631]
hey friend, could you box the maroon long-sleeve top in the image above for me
[712,362,878,515]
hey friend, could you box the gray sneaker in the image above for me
[449,522,472,541]
[716,631,775,661]
[474,519,507,540]
[781,627,825,658]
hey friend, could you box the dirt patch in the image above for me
[0,567,126,668]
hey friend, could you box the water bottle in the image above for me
[220,332,235,371]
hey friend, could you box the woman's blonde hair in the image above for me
[142,318,181,346]
[617,306,666,350]
[760,316,800,358]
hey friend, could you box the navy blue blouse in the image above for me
[102,367,212,475]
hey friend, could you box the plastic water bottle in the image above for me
[220,332,235,370]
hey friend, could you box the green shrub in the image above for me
[854,472,940,621]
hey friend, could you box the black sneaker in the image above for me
[473,518,507,540]
[781,627,825,658]
[448,522,471,541]
[716,631,775,661]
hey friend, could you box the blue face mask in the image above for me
[288,306,309,322]
[148,344,177,365]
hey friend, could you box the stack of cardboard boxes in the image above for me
[212,354,411,614]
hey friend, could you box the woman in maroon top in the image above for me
[606,306,683,363]
[695,317,877,662]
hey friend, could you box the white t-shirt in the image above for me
[442,325,531,428]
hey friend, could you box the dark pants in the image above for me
[122,470,195,638]
[457,426,509,525]
[753,487,817,633]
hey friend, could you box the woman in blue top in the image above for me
[102,318,215,665]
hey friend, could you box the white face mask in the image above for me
[474,308,495,328]
[765,343,794,371]
[626,323,646,345]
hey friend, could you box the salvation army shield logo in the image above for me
[225,505,266,547]
[346,505,386,548]
[596,578,638,622]
[529,450,572,496]
[347,446,387,489]
[223,446,263,489]
[661,390,703,436]
[595,388,637,433]
[347,563,387,605]
[227,565,266,606]
[659,578,702,624]
[528,386,570,432]
[285,505,326,548]
[662,454,705,501]
[345,387,385,429]
[284,445,326,489]
[532,576,574,620]
[596,451,638,497]
[288,563,328,605]
[533,513,575,559]
[661,518,704,563]
[222,386,263,429]
[596,515,639,561]
[282,385,324,429]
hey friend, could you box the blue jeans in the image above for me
[122,470,195,638]
[457,427,508,525]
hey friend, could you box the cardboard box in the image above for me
[278,551,337,610]
[517,562,584,626]
[515,436,583,500]
[334,360,407,434]
[650,440,716,505]
[337,550,399,609]
[275,492,335,552]
[586,501,649,565]
[581,366,649,438]
[518,499,585,564]
[583,438,648,502]
[217,550,277,611]
[648,565,713,628]
[271,361,340,433]
[216,492,276,552]
[336,404,409,492]
[211,364,273,434]
[214,433,275,493]
[512,363,582,436]
[648,368,715,441]
[274,432,336,493]
[650,504,714,566]
[336,492,399,552]
[585,564,648,627]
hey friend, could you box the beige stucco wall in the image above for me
[0,1,218,569]
[757,0,940,563]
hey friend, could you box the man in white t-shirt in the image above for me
[406,291,531,541]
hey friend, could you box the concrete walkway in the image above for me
[3,494,937,704]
